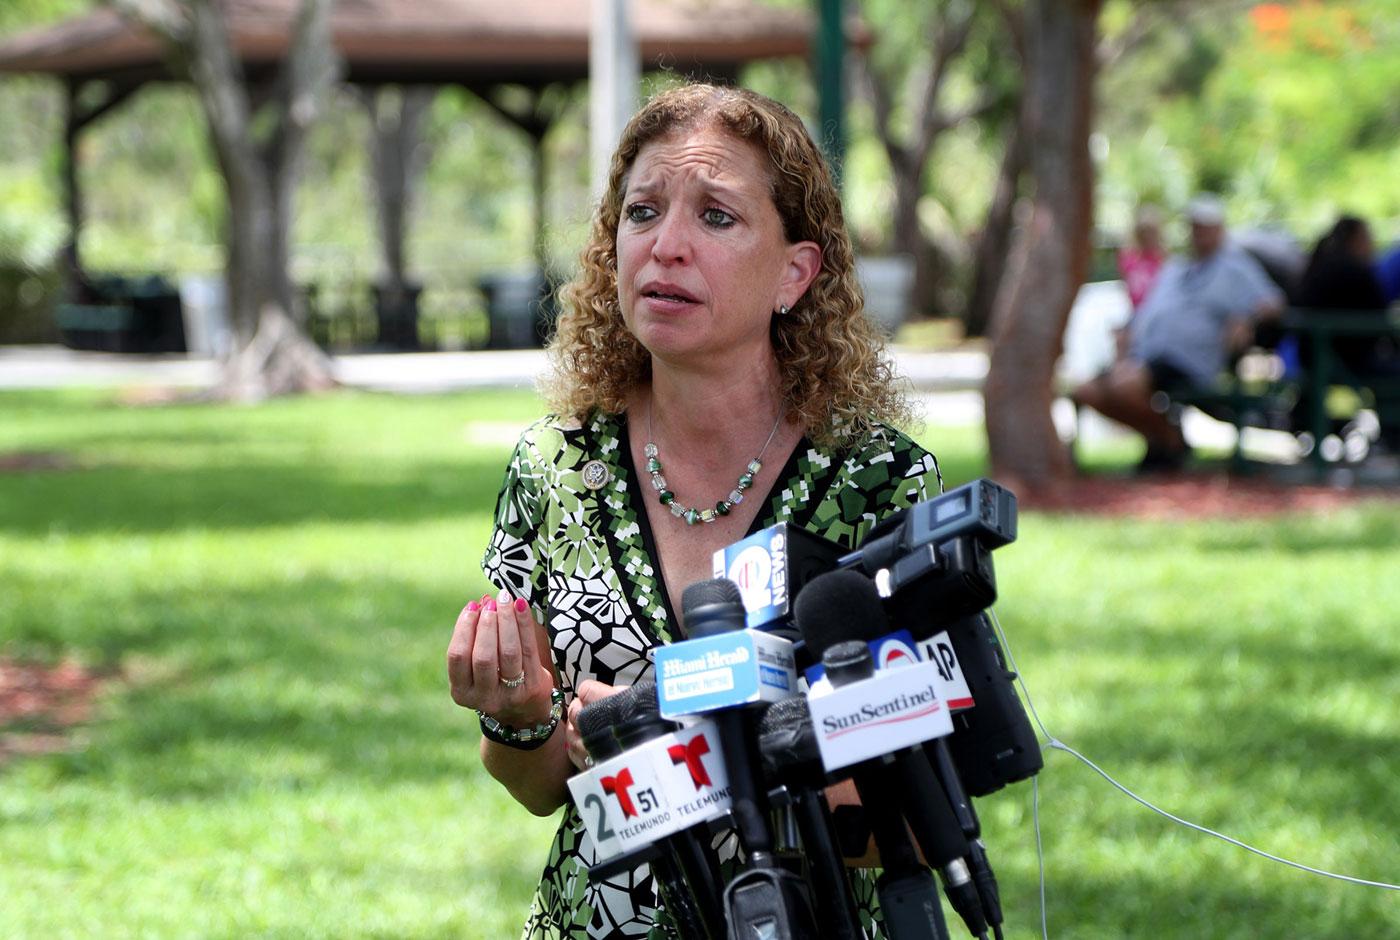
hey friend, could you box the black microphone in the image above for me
[578,691,628,761]
[928,739,1004,935]
[797,570,988,940]
[820,640,950,940]
[838,481,1041,796]
[681,578,819,940]
[681,579,778,865]
[757,696,864,940]
[578,684,724,940]
[578,691,661,881]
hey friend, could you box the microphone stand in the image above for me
[770,784,865,940]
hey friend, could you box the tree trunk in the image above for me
[111,0,339,400]
[965,116,1026,339]
[364,85,434,299]
[983,0,1101,492]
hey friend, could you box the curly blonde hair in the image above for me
[544,83,911,446]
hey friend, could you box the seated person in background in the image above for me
[1072,195,1285,471]
[1298,215,1394,374]
[1117,203,1166,310]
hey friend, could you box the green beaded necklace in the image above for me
[646,404,783,526]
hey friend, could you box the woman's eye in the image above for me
[703,208,735,228]
[625,204,657,223]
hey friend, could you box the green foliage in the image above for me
[5,1,1400,322]
[1,389,1398,937]
[0,0,92,33]
[839,0,1018,249]
[1099,0,1400,244]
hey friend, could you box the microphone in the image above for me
[680,579,778,865]
[927,739,1004,935]
[611,682,726,940]
[711,523,844,663]
[918,609,1041,797]
[573,685,726,940]
[819,640,951,940]
[575,692,635,865]
[797,570,989,940]
[681,578,820,940]
[837,480,1041,796]
[757,696,865,940]
[579,690,627,760]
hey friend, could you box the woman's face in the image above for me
[615,123,819,368]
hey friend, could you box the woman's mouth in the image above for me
[640,282,699,305]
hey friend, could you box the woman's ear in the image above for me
[778,240,823,310]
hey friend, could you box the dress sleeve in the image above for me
[480,428,550,614]
[812,425,944,548]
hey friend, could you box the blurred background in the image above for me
[1,2,1398,938]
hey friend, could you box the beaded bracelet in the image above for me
[477,687,566,751]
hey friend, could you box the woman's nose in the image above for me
[650,211,691,265]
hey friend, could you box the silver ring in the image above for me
[500,671,526,688]
[583,755,594,768]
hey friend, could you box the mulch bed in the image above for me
[1023,471,1399,520]
[0,451,77,473]
[0,658,114,764]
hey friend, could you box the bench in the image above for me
[56,302,138,352]
[1161,308,1400,473]
[57,274,186,354]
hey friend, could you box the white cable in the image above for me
[1032,774,1049,940]
[986,609,1400,897]
[1040,736,1400,891]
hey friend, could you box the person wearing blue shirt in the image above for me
[1375,242,1400,306]
[1072,196,1284,471]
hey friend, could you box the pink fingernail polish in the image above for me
[484,598,497,612]
[514,598,528,614]
[466,601,480,613]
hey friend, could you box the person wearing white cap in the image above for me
[1073,194,1285,471]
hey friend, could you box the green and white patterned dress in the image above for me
[482,410,942,939]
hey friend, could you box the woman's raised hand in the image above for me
[447,587,555,727]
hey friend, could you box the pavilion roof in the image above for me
[0,0,858,86]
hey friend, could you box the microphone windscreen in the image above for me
[680,578,746,638]
[681,577,742,613]
[756,694,811,738]
[757,695,823,785]
[578,691,625,743]
[612,678,661,724]
[793,568,890,658]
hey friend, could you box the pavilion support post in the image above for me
[589,0,638,199]
[531,131,549,280]
[360,84,435,349]
[469,85,558,282]
[58,77,145,298]
[62,79,85,295]
[814,0,846,182]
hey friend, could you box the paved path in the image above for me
[0,344,1250,444]
[0,345,988,393]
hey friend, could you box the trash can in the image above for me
[373,281,424,351]
[479,271,553,349]
[180,273,232,357]
[855,255,915,334]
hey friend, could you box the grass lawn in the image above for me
[1,388,1397,939]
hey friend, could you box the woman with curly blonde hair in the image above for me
[448,83,941,938]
